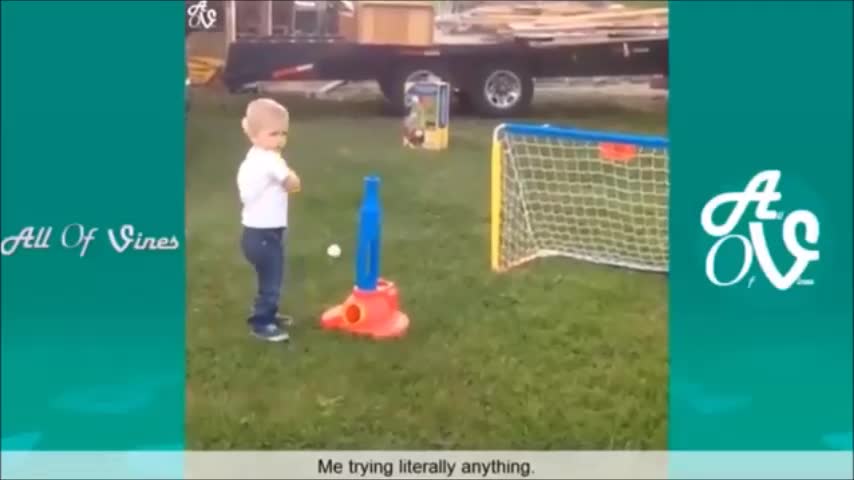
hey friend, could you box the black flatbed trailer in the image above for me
[222,33,668,117]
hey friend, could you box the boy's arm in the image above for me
[270,156,301,193]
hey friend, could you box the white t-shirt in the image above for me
[236,146,291,228]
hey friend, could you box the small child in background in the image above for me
[236,98,302,342]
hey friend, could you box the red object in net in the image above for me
[599,142,638,163]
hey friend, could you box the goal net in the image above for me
[490,123,669,273]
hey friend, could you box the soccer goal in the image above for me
[490,123,670,273]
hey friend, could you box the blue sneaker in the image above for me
[250,322,290,342]
[247,309,294,327]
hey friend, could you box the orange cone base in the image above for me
[320,278,410,340]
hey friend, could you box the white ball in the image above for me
[326,243,341,258]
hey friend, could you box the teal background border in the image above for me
[1,0,186,459]
[669,0,852,454]
[1,0,851,475]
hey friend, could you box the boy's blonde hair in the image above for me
[241,98,290,137]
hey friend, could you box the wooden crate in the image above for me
[338,9,357,41]
[354,1,435,46]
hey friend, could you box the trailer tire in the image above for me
[379,64,451,116]
[377,77,395,104]
[469,63,533,117]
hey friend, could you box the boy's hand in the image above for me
[284,170,302,193]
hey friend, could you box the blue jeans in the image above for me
[241,227,286,327]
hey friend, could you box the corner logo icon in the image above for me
[186,1,218,31]
[700,170,820,291]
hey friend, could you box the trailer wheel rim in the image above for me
[484,70,522,109]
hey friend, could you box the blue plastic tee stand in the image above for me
[319,174,409,339]
[355,176,382,291]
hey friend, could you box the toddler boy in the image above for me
[236,98,302,342]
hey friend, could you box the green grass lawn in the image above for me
[185,89,669,450]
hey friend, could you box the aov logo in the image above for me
[186,0,218,30]
[700,170,821,291]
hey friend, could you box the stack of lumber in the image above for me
[435,2,667,41]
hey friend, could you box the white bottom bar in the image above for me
[1,451,851,480]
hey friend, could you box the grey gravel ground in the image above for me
[256,76,667,113]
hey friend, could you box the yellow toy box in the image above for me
[402,79,450,151]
